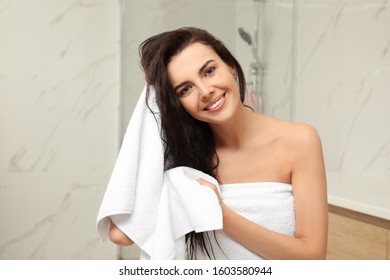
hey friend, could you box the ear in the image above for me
[230,66,237,78]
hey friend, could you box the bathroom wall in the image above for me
[295,0,390,173]
[0,0,119,259]
[294,0,390,218]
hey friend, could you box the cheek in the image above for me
[231,78,242,97]
[179,96,199,115]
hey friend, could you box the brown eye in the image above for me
[178,85,192,97]
[205,67,216,76]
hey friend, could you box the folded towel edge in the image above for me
[194,222,223,233]
[96,210,132,241]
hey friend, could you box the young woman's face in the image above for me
[167,42,241,125]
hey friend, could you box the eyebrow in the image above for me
[173,59,215,92]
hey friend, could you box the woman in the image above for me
[109,27,328,259]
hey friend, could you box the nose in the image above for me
[198,83,214,100]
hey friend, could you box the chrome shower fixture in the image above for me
[238,27,253,46]
[238,27,262,70]
[237,0,265,113]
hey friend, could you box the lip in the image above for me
[203,93,226,112]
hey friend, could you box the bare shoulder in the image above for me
[287,121,321,147]
[260,115,322,153]
[261,116,326,186]
[272,118,325,171]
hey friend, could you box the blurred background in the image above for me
[1,0,389,260]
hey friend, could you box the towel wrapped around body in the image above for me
[196,182,296,260]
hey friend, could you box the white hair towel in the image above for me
[96,85,222,259]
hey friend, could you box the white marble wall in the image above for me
[295,0,390,202]
[0,0,119,259]
[294,0,390,217]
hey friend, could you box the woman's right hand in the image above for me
[197,178,223,204]
[109,220,134,246]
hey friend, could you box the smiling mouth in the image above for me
[204,93,226,111]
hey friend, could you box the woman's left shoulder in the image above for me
[287,121,321,145]
[282,120,324,163]
[264,117,326,177]
[264,116,322,150]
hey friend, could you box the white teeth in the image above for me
[207,96,224,110]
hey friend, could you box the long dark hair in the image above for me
[138,27,246,259]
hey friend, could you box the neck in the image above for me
[209,105,260,150]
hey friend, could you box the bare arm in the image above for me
[109,220,135,246]
[199,125,328,259]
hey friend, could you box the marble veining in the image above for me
[375,0,388,18]
[337,87,375,172]
[49,1,103,28]
[0,0,13,15]
[71,237,101,259]
[362,138,390,174]
[0,192,70,258]
[8,51,118,174]
[0,0,118,259]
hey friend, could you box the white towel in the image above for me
[96,85,223,260]
[197,182,295,259]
